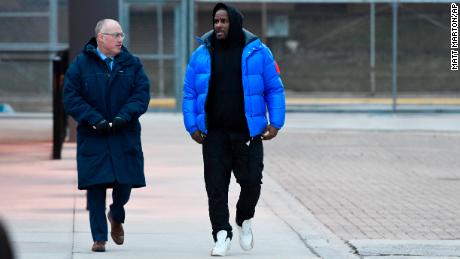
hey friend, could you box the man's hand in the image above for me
[93,119,110,134]
[262,125,278,140]
[191,130,205,144]
[112,116,128,134]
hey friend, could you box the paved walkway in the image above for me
[269,114,460,258]
[0,114,347,259]
[2,113,460,258]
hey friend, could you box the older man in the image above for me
[63,19,150,252]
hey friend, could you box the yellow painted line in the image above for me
[149,97,460,108]
[286,98,460,105]
[397,98,460,105]
[287,98,389,104]
[149,98,176,108]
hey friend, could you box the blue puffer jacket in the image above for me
[183,29,285,137]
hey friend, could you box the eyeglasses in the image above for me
[101,32,125,39]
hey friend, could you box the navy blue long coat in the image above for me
[63,38,150,190]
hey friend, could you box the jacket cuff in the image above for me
[188,125,198,135]
[270,123,282,130]
[89,116,104,127]
[116,113,131,122]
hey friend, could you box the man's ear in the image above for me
[96,33,103,43]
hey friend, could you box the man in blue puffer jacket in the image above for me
[182,2,285,256]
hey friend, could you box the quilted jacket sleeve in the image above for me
[182,53,199,135]
[262,46,285,130]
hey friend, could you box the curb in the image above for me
[262,174,361,259]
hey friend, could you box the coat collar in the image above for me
[83,37,134,66]
[197,29,259,49]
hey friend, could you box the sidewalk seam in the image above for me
[71,169,77,259]
[262,174,362,259]
[262,195,323,258]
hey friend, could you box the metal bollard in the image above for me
[52,51,69,159]
[0,220,15,259]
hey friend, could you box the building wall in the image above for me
[197,3,457,95]
[0,1,457,111]
[128,4,176,97]
[0,0,69,111]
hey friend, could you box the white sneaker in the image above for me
[211,230,231,256]
[237,219,254,251]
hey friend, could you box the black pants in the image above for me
[202,129,264,241]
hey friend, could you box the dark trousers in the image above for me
[202,129,264,241]
[87,182,131,241]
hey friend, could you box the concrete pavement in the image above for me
[2,112,460,258]
[0,114,333,259]
[267,114,460,258]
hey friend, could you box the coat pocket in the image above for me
[124,144,143,172]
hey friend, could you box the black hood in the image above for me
[212,2,245,47]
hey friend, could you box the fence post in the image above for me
[52,51,68,160]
